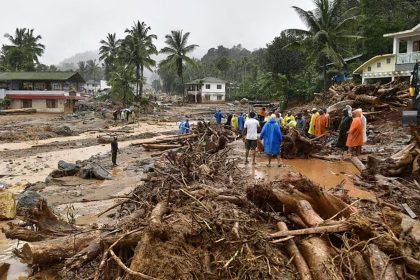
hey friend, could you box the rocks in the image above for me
[53,126,73,136]
[240,98,249,104]
[16,191,45,214]
[0,190,16,220]
[79,164,112,180]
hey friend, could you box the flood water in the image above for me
[250,157,376,201]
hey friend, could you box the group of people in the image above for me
[112,108,136,122]
[215,105,368,166]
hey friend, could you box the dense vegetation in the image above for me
[2,0,420,104]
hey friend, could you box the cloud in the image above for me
[0,0,314,65]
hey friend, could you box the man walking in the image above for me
[259,114,283,167]
[243,112,260,164]
[111,136,119,167]
[214,109,223,124]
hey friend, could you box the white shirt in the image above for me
[244,118,260,140]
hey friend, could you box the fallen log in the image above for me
[0,108,36,115]
[0,262,10,278]
[368,244,398,280]
[142,144,182,151]
[276,222,312,280]
[129,202,167,274]
[350,251,374,280]
[351,156,366,172]
[270,223,350,238]
[353,94,381,105]
[296,200,324,227]
[134,134,198,146]
[20,230,99,265]
[326,100,356,116]
[300,237,344,280]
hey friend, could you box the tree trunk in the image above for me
[136,64,140,98]
[140,64,144,98]
[323,57,327,91]
[276,222,312,280]
[300,237,344,280]
[20,230,99,265]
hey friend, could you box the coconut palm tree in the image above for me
[121,21,157,98]
[99,33,120,79]
[2,28,45,71]
[77,61,88,79]
[284,0,360,90]
[160,30,198,99]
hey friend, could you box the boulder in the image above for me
[16,191,44,214]
[240,98,249,104]
[0,190,16,220]
[79,164,112,180]
[54,126,73,136]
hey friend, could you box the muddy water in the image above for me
[0,222,29,279]
[250,157,376,201]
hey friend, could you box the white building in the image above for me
[185,77,226,103]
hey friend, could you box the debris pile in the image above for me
[313,80,411,118]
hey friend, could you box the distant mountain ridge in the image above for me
[58,50,100,70]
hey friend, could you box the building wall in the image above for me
[361,56,396,75]
[10,99,65,113]
[201,82,225,103]
[201,82,225,94]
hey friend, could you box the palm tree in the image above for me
[86,59,101,82]
[99,33,120,79]
[160,30,198,99]
[284,0,359,90]
[121,21,157,98]
[77,61,88,79]
[3,28,45,71]
[109,65,136,106]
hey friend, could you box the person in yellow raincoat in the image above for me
[282,112,295,126]
[308,108,319,136]
[231,114,238,132]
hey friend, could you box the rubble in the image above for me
[0,190,16,220]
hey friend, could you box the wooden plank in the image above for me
[402,203,417,219]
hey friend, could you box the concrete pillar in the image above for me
[393,38,400,54]
[407,39,414,53]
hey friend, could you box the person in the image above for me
[111,136,119,166]
[259,114,283,167]
[315,109,328,137]
[243,112,260,164]
[238,113,245,133]
[346,109,364,155]
[214,109,222,124]
[113,109,121,121]
[324,109,330,130]
[184,119,190,134]
[286,118,297,128]
[296,113,306,134]
[282,112,295,126]
[336,108,352,149]
[225,113,233,129]
[308,108,319,136]
[231,114,238,132]
[361,111,367,144]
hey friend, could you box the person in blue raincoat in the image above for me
[259,114,283,167]
[238,113,245,133]
[214,109,223,124]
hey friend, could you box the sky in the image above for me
[0,0,314,65]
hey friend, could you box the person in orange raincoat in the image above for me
[346,109,364,155]
[314,109,328,137]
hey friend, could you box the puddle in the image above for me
[250,156,376,201]
[0,222,29,280]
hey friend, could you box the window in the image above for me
[414,41,420,52]
[51,82,62,90]
[22,82,34,90]
[217,84,222,89]
[46,99,58,108]
[367,66,372,72]
[205,84,210,89]
[386,58,391,64]
[204,95,211,101]
[217,95,223,101]
[22,100,32,108]
[377,62,381,68]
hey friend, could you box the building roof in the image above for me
[0,72,85,82]
[6,91,84,100]
[384,23,420,39]
[186,77,225,84]
[326,54,363,67]
[353,54,395,74]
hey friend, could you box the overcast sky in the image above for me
[0,0,314,65]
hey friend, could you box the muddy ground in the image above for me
[0,102,419,279]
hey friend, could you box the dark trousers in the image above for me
[112,152,117,165]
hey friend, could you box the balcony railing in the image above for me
[396,52,420,64]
